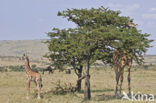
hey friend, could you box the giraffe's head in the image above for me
[127,20,138,28]
[22,54,29,61]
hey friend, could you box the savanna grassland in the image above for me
[0,40,156,103]
[0,65,156,103]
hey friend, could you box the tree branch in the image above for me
[74,68,79,76]
[77,73,89,82]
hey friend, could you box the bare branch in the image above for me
[77,73,88,82]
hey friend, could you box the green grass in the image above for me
[0,68,156,103]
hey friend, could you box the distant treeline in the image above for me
[0,64,43,72]
[0,56,21,61]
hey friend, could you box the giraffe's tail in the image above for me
[40,78,43,88]
[41,84,43,88]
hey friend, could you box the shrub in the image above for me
[9,65,25,72]
[0,66,7,72]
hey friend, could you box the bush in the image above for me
[0,67,7,72]
[31,64,43,73]
[0,65,43,72]
[31,64,37,69]
[9,65,25,72]
[45,80,77,95]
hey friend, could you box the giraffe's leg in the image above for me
[114,64,118,96]
[26,79,30,99]
[119,68,124,95]
[116,72,120,96]
[127,61,132,96]
[115,65,120,97]
[37,86,41,99]
[127,68,131,96]
[36,79,41,99]
[113,53,120,97]
[118,58,126,96]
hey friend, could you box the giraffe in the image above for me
[113,50,132,97]
[22,54,43,99]
[113,20,138,96]
[113,21,137,97]
[127,20,138,28]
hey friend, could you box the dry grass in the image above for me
[0,40,156,102]
[0,67,156,103]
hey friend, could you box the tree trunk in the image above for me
[76,65,83,92]
[83,59,91,101]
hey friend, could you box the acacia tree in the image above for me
[46,28,85,92]
[46,7,153,101]
[57,7,125,100]
[46,27,107,100]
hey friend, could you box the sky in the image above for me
[0,0,156,54]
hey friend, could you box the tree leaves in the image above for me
[46,6,153,68]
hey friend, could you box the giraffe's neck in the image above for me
[25,57,32,73]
